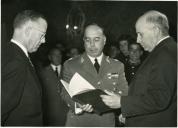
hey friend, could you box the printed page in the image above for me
[69,72,95,97]
[61,72,95,97]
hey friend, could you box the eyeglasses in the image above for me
[32,27,46,40]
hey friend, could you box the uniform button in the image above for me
[118,91,122,94]
[113,82,116,85]
[97,81,101,85]
[131,66,135,68]
[131,72,135,75]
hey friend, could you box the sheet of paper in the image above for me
[69,72,95,97]
[60,79,73,97]
[60,72,95,97]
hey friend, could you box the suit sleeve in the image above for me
[1,60,27,123]
[60,61,75,111]
[121,51,176,117]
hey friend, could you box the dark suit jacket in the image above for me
[38,65,68,126]
[1,42,43,126]
[61,53,128,127]
[121,37,177,127]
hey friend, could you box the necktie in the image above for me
[94,58,100,73]
[28,56,34,67]
[55,66,58,77]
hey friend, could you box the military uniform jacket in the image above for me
[61,53,128,127]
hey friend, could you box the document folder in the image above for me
[60,72,113,114]
[72,89,113,114]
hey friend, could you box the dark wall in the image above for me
[2,0,177,59]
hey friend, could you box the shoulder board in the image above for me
[65,57,73,62]
[113,59,118,61]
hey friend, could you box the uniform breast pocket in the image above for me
[102,72,120,91]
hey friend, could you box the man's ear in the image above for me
[153,25,160,36]
[24,26,32,37]
[104,36,106,45]
[48,55,51,61]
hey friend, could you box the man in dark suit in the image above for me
[1,10,48,126]
[61,23,128,127]
[38,47,68,126]
[101,10,177,127]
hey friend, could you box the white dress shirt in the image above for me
[87,53,103,65]
[11,39,28,57]
[50,64,61,76]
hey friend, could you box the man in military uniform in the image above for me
[61,23,128,127]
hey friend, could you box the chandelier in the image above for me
[66,5,85,40]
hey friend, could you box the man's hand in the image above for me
[119,114,125,124]
[80,104,94,113]
[100,90,121,109]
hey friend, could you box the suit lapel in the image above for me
[11,43,42,92]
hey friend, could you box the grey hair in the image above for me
[144,10,169,36]
[13,10,47,29]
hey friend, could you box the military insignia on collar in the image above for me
[106,56,110,63]
[107,73,119,79]
[81,57,84,63]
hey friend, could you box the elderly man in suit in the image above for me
[38,47,68,126]
[1,10,47,126]
[101,10,177,127]
[61,23,128,127]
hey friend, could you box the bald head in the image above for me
[135,10,169,52]
[136,10,169,36]
[84,24,105,37]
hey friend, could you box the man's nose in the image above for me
[137,36,141,44]
[90,40,95,47]
[41,37,46,43]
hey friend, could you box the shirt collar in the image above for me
[50,64,61,71]
[11,39,28,57]
[87,53,103,65]
[156,36,170,46]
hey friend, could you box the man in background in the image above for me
[124,42,143,84]
[38,47,68,126]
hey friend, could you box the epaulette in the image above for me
[65,57,73,62]
[113,59,119,61]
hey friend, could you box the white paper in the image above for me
[60,79,72,97]
[60,72,95,97]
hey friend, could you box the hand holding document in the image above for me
[60,72,113,114]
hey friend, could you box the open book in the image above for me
[60,72,113,114]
